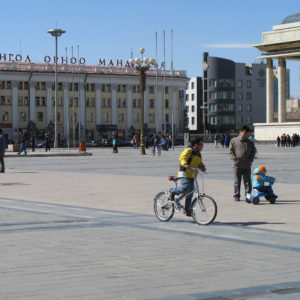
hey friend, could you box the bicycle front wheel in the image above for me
[154,192,174,222]
[191,195,217,225]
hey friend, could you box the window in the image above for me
[135,113,140,123]
[186,94,189,101]
[87,112,93,122]
[237,80,242,88]
[122,99,126,107]
[238,104,243,112]
[191,105,195,112]
[122,85,126,92]
[106,98,111,107]
[36,97,40,106]
[101,98,105,107]
[246,92,252,100]
[20,112,27,121]
[148,113,155,123]
[2,111,9,121]
[191,94,195,101]
[41,82,46,90]
[238,116,243,125]
[58,82,62,91]
[209,79,217,88]
[41,97,46,106]
[6,81,11,89]
[103,112,109,122]
[209,116,217,125]
[0,96,5,105]
[24,82,29,90]
[186,106,189,113]
[165,114,169,122]
[149,99,155,108]
[71,113,77,122]
[246,116,251,125]
[57,112,61,122]
[191,82,195,89]
[90,84,95,92]
[191,117,195,125]
[106,84,111,92]
[186,82,189,89]
[35,82,40,90]
[117,98,121,107]
[117,85,121,92]
[237,92,243,101]
[24,96,28,105]
[37,112,43,122]
[74,83,78,91]
[118,113,124,123]
[149,86,154,94]
[69,83,73,91]
[165,86,169,94]
[18,82,23,90]
[6,96,11,105]
[247,80,252,88]
[247,104,252,112]
[18,96,23,105]
[165,99,169,109]
[209,104,217,112]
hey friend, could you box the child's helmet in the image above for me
[258,165,267,173]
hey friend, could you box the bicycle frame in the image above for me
[172,170,207,211]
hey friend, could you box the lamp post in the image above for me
[200,104,207,135]
[47,28,66,148]
[129,48,156,155]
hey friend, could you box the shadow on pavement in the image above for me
[214,221,285,226]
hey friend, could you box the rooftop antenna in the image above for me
[130,48,133,59]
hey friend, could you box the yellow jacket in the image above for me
[177,147,205,178]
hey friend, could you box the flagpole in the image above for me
[171,29,174,150]
[155,32,159,133]
[163,30,166,135]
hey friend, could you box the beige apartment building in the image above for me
[0,62,187,144]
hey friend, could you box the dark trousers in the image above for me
[113,146,118,153]
[233,167,252,199]
[0,154,4,172]
[255,186,276,199]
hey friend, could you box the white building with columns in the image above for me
[0,62,187,144]
[254,12,300,140]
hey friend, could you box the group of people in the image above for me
[276,133,299,147]
[131,133,172,151]
[169,125,277,216]
[212,134,231,148]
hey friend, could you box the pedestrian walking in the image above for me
[213,134,219,148]
[30,136,36,152]
[112,136,118,153]
[45,133,51,152]
[229,125,256,202]
[0,129,6,173]
[18,130,27,155]
[276,136,281,147]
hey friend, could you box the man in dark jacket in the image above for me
[0,129,6,173]
[229,125,256,201]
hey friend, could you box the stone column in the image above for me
[266,59,274,123]
[63,83,69,139]
[111,84,117,125]
[278,58,287,123]
[157,88,162,132]
[29,82,36,121]
[11,81,18,141]
[143,90,148,124]
[46,82,53,124]
[126,85,133,134]
[95,83,102,125]
[79,83,85,139]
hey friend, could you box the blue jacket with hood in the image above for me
[252,167,275,188]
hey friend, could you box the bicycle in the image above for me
[153,168,217,225]
[152,144,161,156]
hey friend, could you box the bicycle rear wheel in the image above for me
[191,195,217,225]
[154,192,174,222]
[158,148,162,156]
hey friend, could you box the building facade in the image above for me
[185,77,202,132]
[0,62,187,144]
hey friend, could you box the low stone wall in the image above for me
[254,122,300,141]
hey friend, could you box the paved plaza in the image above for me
[0,144,300,299]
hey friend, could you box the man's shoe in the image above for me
[234,197,240,202]
[185,209,192,217]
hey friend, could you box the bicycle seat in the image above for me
[168,176,177,181]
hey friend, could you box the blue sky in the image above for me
[1,0,300,96]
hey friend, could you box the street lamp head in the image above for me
[139,48,145,55]
[143,57,150,65]
[135,58,142,65]
[47,28,66,37]
[150,58,156,65]
[129,58,135,65]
